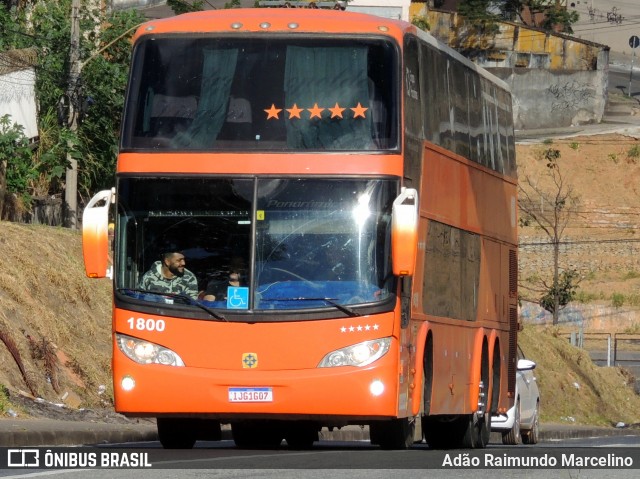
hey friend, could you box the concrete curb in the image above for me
[0,419,157,447]
[1,419,639,447]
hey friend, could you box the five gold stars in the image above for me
[265,102,368,120]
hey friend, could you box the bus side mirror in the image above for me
[391,187,418,276]
[82,189,114,279]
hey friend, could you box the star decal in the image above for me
[307,103,325,119]
[286,103,303,119]
[329,102,345,119]
[263,102,372,121]
[339,324,380,332]
[351,102,368,118]
[264,104,282,120]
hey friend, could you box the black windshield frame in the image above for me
[114,176,399,320]
[121,34,400,152]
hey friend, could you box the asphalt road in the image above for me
[609,62,640,98]
[2,437,640,479]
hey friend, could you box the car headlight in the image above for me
[318,338,391,368]
[116,333,185,366]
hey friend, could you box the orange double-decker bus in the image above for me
[82,6,518,450]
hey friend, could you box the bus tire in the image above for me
[157,417,197,449]
[422,415,461,449]
[369,417,415,449]
[283,422,319,449]
[231,420,283,449]
[461,411,491,448]
[462,345,492,448]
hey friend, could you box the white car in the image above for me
[492,346,540,445]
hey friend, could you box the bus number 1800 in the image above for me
[127,317,166,332]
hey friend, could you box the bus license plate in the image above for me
[228,387,273,402]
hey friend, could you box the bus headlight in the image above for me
[318,337,391,368]
[116,333,185,366]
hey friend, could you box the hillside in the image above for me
[0,222,113,413]
[519,324,640,426]
[517,129,640,304]
[3,127,640,427]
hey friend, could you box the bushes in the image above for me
[0,115,35,207]
[0,114,70,213]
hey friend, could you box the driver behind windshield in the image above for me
[139,247,199,299]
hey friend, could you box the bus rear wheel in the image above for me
[461,378,491,448]
[460,412,491,448]
[422,415,461,449]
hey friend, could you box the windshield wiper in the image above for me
[264,297,360,317]
[118,288,227,321]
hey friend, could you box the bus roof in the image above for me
[132,7,510,94]
[132,8,411,41]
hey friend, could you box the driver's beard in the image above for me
[169,265,184,277]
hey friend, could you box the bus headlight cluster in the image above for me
[318,338,391,368]
[116,333,185,366]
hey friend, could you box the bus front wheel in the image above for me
[231,420,283,449]
[369,417,416,449]
[157,418,197,449]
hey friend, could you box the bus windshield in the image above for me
[121,36,398,151]
[115,177,397,315]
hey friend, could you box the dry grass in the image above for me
[520,325,640,426]
[0,221,112,412]
[517,132,640,300]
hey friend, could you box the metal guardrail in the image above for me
[569,332,612,366]
[614,333,640,364]
[568,332,640,367]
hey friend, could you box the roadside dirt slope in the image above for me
[0,222,113,415]
[517,131,640,299]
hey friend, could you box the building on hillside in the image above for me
[425,0,572,30]
[347,0,411,21]
[412,6,609,130]
[0,47,38,141]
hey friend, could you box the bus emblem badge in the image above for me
[242,353,258,369]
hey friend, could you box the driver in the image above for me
[139,247,199,299]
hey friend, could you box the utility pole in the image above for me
[64,0,81,229]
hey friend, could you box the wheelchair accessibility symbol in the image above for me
[227,286,249,309]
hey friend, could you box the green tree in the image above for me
[0,115,37,207]
[75,8,145,198]
[539,269,580,316]
[167,0,205,14]
[457,0,502,34]
[1,2,144,208]
[519,149,581,324]
[499,1,579,33]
